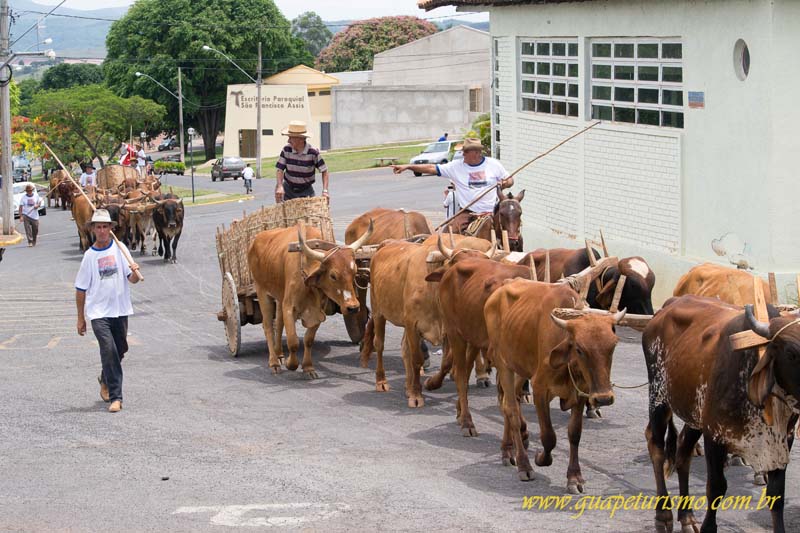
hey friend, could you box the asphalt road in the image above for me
[1,168,797,532]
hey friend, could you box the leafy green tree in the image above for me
[292,11,332,58]
[40,63,104,90]
[15,78,40,116]
[316,16,438,72]
[9,80,20,116]
[104,0,312,161]
[30,85,165,167]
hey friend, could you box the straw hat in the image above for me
[462,137,484,151]
[90,209,113,225]
[281,120,311,138]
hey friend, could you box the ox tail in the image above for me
[359,317,375,368]
[663,419,678,479]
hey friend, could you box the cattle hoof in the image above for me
[476,377,491,388]
[518,469,534,482]
[728,455,746,467]
[692,443,704,457]
[535,451,552,467]
[376,381,390,392]
[502,457,512,467]
[522,393,533,405]
[566,480,584,494]
[407,396,425,408]
[270,365,281,375]
[586,407,602,419]
[285,356,299,372]
[753,472,767,486]
[461,426,478,437]
[303,369,319,380]
[654,519,673,533]
[171,258,177,264]
[680,523,700,533]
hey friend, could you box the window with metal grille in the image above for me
[590,39,684,128]
[519,38,579,118]
[469,88,483,112]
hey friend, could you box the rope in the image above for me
[567,363,590,399]
[769,318,800,342]
[613,381,649,390]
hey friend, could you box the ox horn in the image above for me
[485,233,498,259]
[745,304,771,338]
[298,222,326,262]
[347,218,374,251]
[550,313,569,330]
[612,308,628,325]
[437,230,454,260]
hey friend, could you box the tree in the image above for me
[104,0,313,161]
[40,63,104,91]
[9,79,20,116]
[16,78,40,116]
[30,85,165,167]
[292,11,332,58]
[316,16,438,72]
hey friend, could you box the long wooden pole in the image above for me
[43,143,144,281]
[434,121,602,231]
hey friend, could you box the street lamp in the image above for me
[135,70,186,164]
[202,42,262,180]
[187,127,196,203]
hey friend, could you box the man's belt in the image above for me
[283,179,314,192]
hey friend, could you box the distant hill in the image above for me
[9,0,128,58]
[8,4,489,60]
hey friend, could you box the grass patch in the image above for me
[166,185,219,198]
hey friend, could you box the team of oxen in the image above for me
[48,169,184,263]
[244,192,796,533]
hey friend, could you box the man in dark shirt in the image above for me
[274,121,330,203]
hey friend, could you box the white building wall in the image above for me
[488,0,800,304]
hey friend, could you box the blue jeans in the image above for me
[92,317,129,403]
[244,178,252,192]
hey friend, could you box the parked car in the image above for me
[12,182,47,219]
[157,137,179,151]
[409,140,458,176]
[211,156,245,181]
[161,153,182,163]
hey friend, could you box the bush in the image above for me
[154,161,185,174]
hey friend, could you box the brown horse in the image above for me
[452,189,525,252]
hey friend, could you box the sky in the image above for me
[33,0,489,22]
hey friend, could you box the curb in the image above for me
[185,195,254,208]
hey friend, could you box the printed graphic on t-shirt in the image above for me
[25,197,36,207]
[468,170,487,188]
[97,255,119,280]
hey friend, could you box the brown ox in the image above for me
[484,279,625,489]
[673,262,770,306]
[425,236,532,435]
[361,233,493,406]
[343,207,433,343]
[48,170,69,208]
[57,177,77,211]
[71,194,94,251]
[247,222,373,379]
[642,295,798,533]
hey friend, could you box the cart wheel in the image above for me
[222,272,241,357]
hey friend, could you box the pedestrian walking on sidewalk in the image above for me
[18,184,42,247]
[75,209,141,413]
[243,163,254,194]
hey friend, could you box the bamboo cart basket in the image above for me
[97,164,139,190]
[215,197,335,357]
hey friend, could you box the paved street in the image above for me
[1,169,797,532]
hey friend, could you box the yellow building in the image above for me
[264,65,340,150]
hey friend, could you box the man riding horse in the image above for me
[392,138,519,246]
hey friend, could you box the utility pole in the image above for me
[256,41,262,179]
[1,0,14,235]
[177,67,185,164]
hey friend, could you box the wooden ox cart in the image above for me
[214,197,337,356]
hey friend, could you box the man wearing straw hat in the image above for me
[392,137,513,233]
[75,209,140,413]
[274,120,329,203]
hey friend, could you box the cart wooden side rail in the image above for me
[215,197,334,357]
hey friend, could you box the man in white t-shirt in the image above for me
[242,163,254,194]
[136,144,146,178]
[18,183,42,246]
[79,163,97,189]
[392,137,513,232]
[75,209,141,413]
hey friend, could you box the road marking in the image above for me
[173,503,350,527]
[0,335,19,350]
